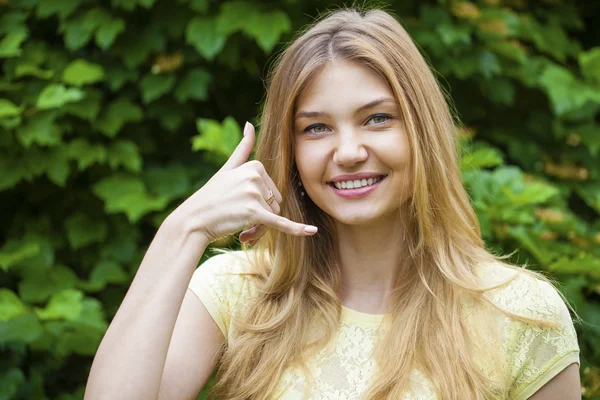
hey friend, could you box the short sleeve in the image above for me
[187,251,254,340]
[508,278,580,400]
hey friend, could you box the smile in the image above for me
[327,175,387,199]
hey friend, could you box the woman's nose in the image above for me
[332,130,368,167]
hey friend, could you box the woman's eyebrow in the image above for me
[294,97,396,120]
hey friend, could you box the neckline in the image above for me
[341,304,387,327]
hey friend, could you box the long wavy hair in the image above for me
[207,6,577,400]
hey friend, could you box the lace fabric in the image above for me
[188,251,580,399]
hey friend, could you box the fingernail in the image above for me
[244,121,250,136]
[305,226,318,234]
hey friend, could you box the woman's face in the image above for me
[293,60,413,226]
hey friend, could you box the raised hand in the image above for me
[170,122,318,244]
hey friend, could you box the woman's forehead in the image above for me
[295,61,395,113]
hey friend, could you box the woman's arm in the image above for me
[84,214,213,400]
[527,363,581,400]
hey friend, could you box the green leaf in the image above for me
[92,174,171,222]
[538,65,600,116]
[139,73,176,104]
[67,138,107,170]
[46,147,71,186]
[36,84,85,110]
[461,146,504,171]
[96,97,143,137]
[14,63,55,79]
[62,59,105,87]
[65,213,108,250]
[186,17,226,60]
[244,10,291,53]
[16,112,62,148]
[19,264,79,303]
[0,239,40,272]
[95,18,126,50]
[62,89,102,121]
[35,289,84,321]
[579,47,600,84]
[479,51,501,78]
[576,182,600,214]
[0,99,22,118]
[0,368,25,399]
[0,32,28,58]
[80,260,129,292]
[107,140,143,173]
[0,314,44,344]
[549,255,600,280]
[36,0,80,20]
[112,0,157,10]
[187,0,209,13]
[192,116,242,159]
[175,68,211,103]
[0,290,27,322]
[143,163,191,199]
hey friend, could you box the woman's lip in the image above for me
[327,175,386,198]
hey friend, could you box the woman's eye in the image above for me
[303,124,329,135]
[367,114,391,125]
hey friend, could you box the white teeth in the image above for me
[333,176,383,190]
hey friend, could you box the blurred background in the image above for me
[0,0,599,398]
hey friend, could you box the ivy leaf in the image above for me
[92,174,171,222]
[143,163,191,199]
[186,17,226,60]
[579,47,600,84]
[64,213,108,250]
[67,138,107,170]
[479,50,501,78]
[35,289,84,321]
[80,260,129,292]
[36,0,80,20]
[139,73,176,104]
[0,99,23,118]
[112,0,157,10]
[538,65,600,116]
[549,255,600,279]
[95,97,143,137]
[576,182,600,214]
[175,68,211,103]
[16,112,62,148]
[0,32,28,58]
[62,89,102,121]
[36,84,85,110]
[107,140,143,173]
[187,0,209,13]
[46,147,71,186]
[95,18,126,50]
[19,264,79,303]
[244,10,291,53]
[62,59,105,87]
[0,314,44,344]
[0,239,40,272]
[0,289,27,322]
[461,146,504,171]
[192,116,242,159]
[14,63,55,79]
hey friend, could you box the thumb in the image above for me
[222,121,255,171]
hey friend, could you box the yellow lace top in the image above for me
[188,250,580,399]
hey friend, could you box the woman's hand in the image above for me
[169,122,317,244]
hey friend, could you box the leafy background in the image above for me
[0,0,599,398]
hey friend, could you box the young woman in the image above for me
[85,7,581,400]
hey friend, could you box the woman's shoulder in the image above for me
[475,261,572,323]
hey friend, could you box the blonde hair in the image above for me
[207,6,578,399]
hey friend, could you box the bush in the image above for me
[0,0,598,398]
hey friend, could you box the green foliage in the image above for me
[0,0,599,398]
